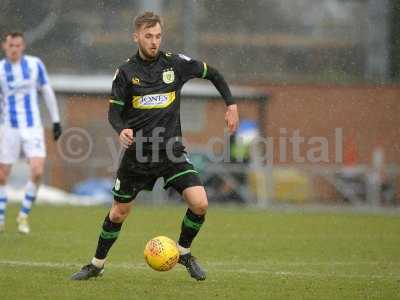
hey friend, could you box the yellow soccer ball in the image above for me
[144,236,180,271]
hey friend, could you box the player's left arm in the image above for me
[0,93,3,125]
[0,86,4,122]
[177,55,239,134]
[37,58,62,141]
[0,90,3,118]
[203,64,239,134]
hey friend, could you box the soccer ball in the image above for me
[144,236,179,271]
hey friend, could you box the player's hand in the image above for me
[225,104,239,134]
[119,128,134,148]
[52,122,62,141]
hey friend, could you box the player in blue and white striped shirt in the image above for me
[0,32,62,234]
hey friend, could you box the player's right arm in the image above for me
[108,68,133,148]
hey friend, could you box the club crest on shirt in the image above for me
[132,76,140,85]
[162,69,175,84]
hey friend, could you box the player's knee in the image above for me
[29,159,45,183]
[0,165,11,185]
[0,175,6,185]
[0,172,6,185]
[199,200,208,215]
[109,205,131,223]
[31,167,44,183]
[109,210,126,223]
[194,199,208,216]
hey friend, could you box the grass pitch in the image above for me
[0,203,399,299]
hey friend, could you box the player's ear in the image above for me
[1,38,6,50]
[133,32,139,43]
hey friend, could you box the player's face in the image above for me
[2,36,26,62]
[134,23,162,60]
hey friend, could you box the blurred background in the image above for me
[1,0,400,208]
[2,0,400,83]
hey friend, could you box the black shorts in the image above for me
[111,149,203,203]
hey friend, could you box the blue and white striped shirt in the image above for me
[0,55,59,128]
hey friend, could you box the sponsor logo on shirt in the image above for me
[7,81,32,94]
[132,91,176,109]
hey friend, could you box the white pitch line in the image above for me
[0,260,83,269]
[2,260,397,268]
[0,260,399,280]
[207,261,400,266]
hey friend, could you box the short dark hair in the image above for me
[133,11,163,31]
[2,31,25,42]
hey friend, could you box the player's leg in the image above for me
[178,186,208,253]
[70,196,135,281]
[16,157,44,234]
[71,153,143,281]
[177,185,208,280]
[0,127,21,231]
[92,199,133,267]
[18,128,46,234]
[0,164,12,232]
[164,165,207,280]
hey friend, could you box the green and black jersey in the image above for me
[108,51,234,150]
